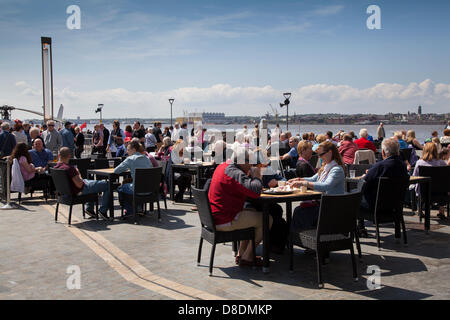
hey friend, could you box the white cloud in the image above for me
[312,5,345,17]
[3,79,449,120]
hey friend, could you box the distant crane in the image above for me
[1,104,65,123]
[269,104,279,126]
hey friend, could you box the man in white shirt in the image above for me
[171,122,181,142]
[178,123,189,143]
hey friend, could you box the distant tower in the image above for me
[418,105,422,115]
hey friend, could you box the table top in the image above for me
[346,175,431,184]
[172,162,215,168]
[259,189,322,202]
[87,168,129,176]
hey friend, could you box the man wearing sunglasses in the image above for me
[42,120,62,155]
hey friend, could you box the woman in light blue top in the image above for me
[288,141,346,231]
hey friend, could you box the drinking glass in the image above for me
[350,170,356,178]
[109,160,115,168]
[278,181,286,187]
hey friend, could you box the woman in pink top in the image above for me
[11,143,44,181]
[338,133,359,164]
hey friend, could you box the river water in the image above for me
[84,123,446,144]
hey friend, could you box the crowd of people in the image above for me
[1,117,449,265]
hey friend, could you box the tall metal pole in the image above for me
[286,104,289,131]
[169,99,175,127]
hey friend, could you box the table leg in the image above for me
[286,201,292,228]
[170,167,175,200]
[196,167,201,189]
[262,203,270,273]
[109,177,114,220]
[425,181,431,233]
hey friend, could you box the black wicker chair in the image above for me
[289,191,363,288]
[50,168,99,225]
[119,167,162,224]
[69,158,91,179]
[192,185,256,276]
[418,165,450,218]
[157,160,168,210]
[359,177,410,249]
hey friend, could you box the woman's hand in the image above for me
[268,179,278,188]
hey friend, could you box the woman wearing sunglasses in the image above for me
[288,141,346,231]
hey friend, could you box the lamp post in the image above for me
[95,104,103,124]
[169,98,175,127]
[279,92,291,131]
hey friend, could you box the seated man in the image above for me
[29,138,53,169]
[358,138,408,237]
[55,147,110,220]
[114,140,152,215]
[354,128,376,152]
[280,136,299,168]
[209,147,273,266]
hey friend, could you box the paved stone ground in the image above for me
[1,191,449,300]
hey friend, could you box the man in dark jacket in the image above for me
[358,138,409,237]
[100,124,109,156]
[0,122,16,157]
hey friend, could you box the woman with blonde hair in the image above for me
[288,141,346,230]
[413,142,448,219]
[406,130,423,150]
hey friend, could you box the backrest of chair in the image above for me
[346,163,373,177]
[399,148,412,162]
[112,157,123,167]
[354,149,375,164]
[317,192,362,236]
[94,158,109,169]
[69,158,91,179]
[374,177,409,218]
[133,167,162,194]
[418,165,450,194]
[49,168,73,196]
[191,186,216,232]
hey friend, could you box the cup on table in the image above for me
[278,180,286,187]
[108,160,115,168]
[184,158,190,164]
[300,186,307,193]
[349,170,356,178]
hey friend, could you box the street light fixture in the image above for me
[280,92,291,131]
[168,98,175,127]
[95,104,103,124]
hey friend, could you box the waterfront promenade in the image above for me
[1,195,449,300]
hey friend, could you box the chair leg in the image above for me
[251,237,256,269]
[18,193,21,205]
[163,195,167,210]
[350,239,358,281]
[95,200,99,220]
[82,203,86,219]
[289,234,294,272]
[375,222,381,250]
[150,202,154,212]
[354,231,362,261]
[156,200,161,221]
[209,243,216,276]
[232,241,238,256]
[316,249,323,288]
[55,202,59,222]
[68,205,73,225]
[197,238,203,265]
[133,201,137,224]
[401,217,408,245]
[447,203,449,218]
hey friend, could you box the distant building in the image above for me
[418,105,422,115]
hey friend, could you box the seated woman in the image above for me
[156,137,172,160]
[338,133,359,165]
[296,140,316,178]
[412,142,448,219]
[11,142,45,187]
[288,141,346,231]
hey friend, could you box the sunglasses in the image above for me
[318,151,328,157]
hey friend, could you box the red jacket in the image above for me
[354,137,376,152]
[339,140,359,164]
[208,161,262,225]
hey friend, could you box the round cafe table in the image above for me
[257,189,322,273]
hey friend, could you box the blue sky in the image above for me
[1,0,449,119]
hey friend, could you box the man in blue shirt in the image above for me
[0,122,16,157]
[280,136,299,168]
[114,139,153,215]
[60,121,75,153]
[29,139,53,169]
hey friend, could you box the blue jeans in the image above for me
[82,180,110,214]
[118,183,142,214]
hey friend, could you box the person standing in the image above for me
[178,123,189,142]
[0,122,17,157]
[171,122,181,142]
[152,122,163,144]
[132,121,145,144]
[91,124,104,155]
[60,121,75,154]
[144,128,157,152]
[41,120,62,156]
[377,122,386,141]
[100,124,109,157]
[23,122,32,147]
[12,122,28,145]
[107,120,124,157]
[74,127,85,158]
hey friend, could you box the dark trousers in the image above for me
[75,146,83,158]
[291,205,320,231]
